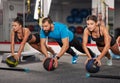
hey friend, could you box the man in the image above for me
[40,17,96,67]
[97,13,105,26]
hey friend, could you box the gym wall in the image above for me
[0,0,120,42]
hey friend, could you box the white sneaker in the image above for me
[106,57,113,66]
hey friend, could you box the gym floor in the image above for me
[0,54,120,83]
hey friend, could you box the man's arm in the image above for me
[57,37,69,58]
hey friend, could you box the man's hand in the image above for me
[43,56,58,68]
[53,57,58,68]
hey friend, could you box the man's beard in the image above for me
[44,27,52,36]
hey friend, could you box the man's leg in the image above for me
[70,37,96,58]
[57,42,78,64]
[66,47,78,64]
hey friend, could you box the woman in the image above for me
[10,17,55,61]
[83,15,120,66]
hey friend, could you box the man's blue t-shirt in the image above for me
[40,22,74,42]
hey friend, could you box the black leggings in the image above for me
[57,36,95,57]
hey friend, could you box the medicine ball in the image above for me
[6,56,19,67]
[86,59,100,73]
[75,16,83,24]
[76,26,83,34]
[79,9,89,18]
[71,8,79,16]
[77,37,82,43]
[43,58,56,71]
[69,26,76,33]
[66,16,75,24]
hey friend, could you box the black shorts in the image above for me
[33,33,40,44]
[96,35,116,47]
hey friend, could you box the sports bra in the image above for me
[89,26,116,47]
[90,26,104,42]
[14,29,32,42]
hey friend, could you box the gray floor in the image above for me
[0,54,120,83]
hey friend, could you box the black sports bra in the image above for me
[90,26,104,42]
[14,29,32,42]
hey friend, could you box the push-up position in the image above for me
[10,17,55,61]
[83,15,120,66]
[40,17,96,67]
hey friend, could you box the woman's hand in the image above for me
[94,58,101,66]
[85,57,92,65]
[12,54,19,61]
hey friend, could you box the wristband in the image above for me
[53,54,60,60]
[56,56,60,60]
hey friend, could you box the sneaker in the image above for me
[72,55,78,64]
[106,57,113,66]
[109,50,120,59]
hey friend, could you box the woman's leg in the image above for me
[30,43,55,55]
[110,43,120,55]
[29,43,42,52]
[46,46,56,55]
[116,36,120,44]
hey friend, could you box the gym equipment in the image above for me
[28,25,34,31]
[34,25,40,32]
[2,50,41,64]
[6,56,19,67]
[86,59,100,73]
[71,8,79,16]
[69,26,76,33]
[76,26,83,34]
[27,0,31,14]
[75,16,83,24]
[79,9,89,18]
[0,67,30,72]
[86,73,120,79]
[43,58,56,71]
[66,16,75,23]
[77,37,82,43]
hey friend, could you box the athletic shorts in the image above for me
[33,33,40,44]
[96,35,116,47]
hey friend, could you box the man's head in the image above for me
[98,13,103,21]
[42,17,53,33]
